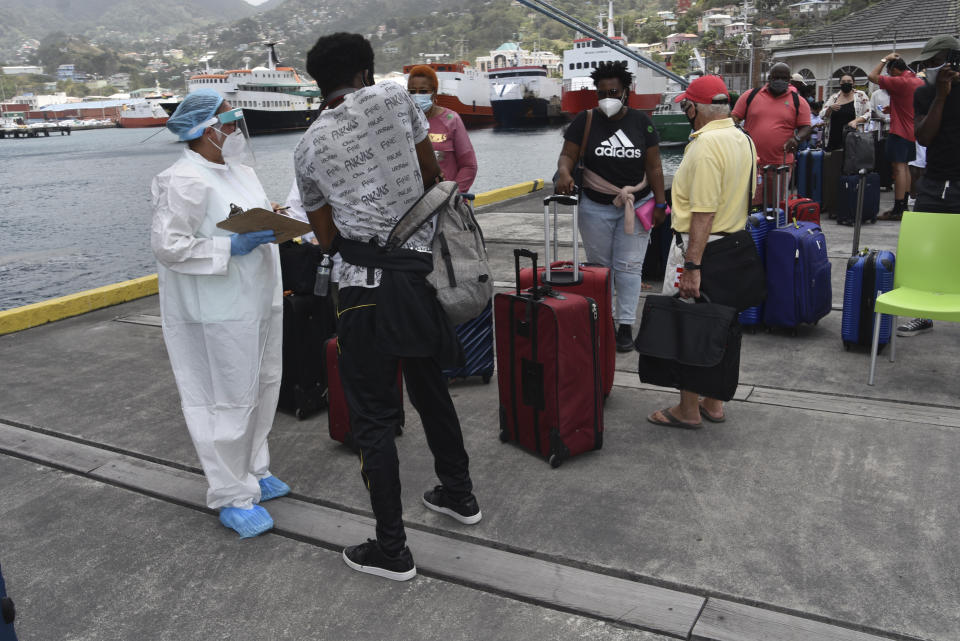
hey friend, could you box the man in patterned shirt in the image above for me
[295,33,481,582]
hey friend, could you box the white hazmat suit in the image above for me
[151,148,283,510]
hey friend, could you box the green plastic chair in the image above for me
[869,211,960,385]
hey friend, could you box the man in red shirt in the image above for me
[868,53,925,220]
[732,63,812,205]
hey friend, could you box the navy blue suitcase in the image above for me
[796,149,824,204]
[444,301,494,383]
[842,250,895,351]
[836,173,880,225]
[738,213,772,329]
[1,562,17,641]
[763,222,832,331]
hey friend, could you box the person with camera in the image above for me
[868,54,924,220]
[891,35,960,338]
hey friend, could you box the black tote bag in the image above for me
[698,230,766,312]
[635,295,742,401]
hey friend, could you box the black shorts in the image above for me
[886,133,917,164]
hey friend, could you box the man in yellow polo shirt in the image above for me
[650,74,757,429]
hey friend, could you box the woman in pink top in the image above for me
[407,65,478,193]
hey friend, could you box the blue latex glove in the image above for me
[230,230,275,256]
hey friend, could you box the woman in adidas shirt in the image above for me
[555,61,667,352]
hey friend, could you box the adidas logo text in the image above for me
[595,129,642,159]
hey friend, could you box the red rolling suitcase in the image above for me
[323,337,403,452]
[495,246,604,468]
[517,193,615,398]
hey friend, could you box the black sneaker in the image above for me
[342,539,416,581]
[422,486,482,525]
[616,324,634,353]
[897,318,933,337]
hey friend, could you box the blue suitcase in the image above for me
[0,562,17,641]
[763,221,832,331]
[842,250,895,351]
[836,173,880,225]
[738,213,772,328]
[444,301,494,383]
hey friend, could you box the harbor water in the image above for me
[0,125,681,310]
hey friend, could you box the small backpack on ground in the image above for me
[386,181,493,325]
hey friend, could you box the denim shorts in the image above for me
[886,133,917,164]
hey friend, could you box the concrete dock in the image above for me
[1,187,958,641]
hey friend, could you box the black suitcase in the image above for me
[822,149,843,217]
[278,293,337,419]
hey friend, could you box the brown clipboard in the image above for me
[216,207,313,244]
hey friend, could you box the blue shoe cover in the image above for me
[219,505,274,538]
[258,476,291,501]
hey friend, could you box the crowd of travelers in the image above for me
[147,31,959,582]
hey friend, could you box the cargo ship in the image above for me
[561,1,666,116]
[402,62,494,127]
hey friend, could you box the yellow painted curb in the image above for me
[0,274,158,336]
[473,179,544,207]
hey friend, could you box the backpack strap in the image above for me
[743,87,799,121]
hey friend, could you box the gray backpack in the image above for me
[385,181,493,325]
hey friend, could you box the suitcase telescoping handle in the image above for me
[852,168,868,255]
[762,164,775,214]
[541,193,581,286]
[514,248,540,300]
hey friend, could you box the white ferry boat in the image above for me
[489,65,563,127]
[186,43,320,135]
[561,1,667,116]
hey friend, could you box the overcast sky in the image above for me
[244,0,271,5]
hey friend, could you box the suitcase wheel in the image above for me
[843,341,851,351]
[548,454,562,469]
[295,408,306,420]
[482,371,492,384]
[499,429,510,443]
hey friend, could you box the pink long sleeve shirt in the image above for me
[428,107,478,193]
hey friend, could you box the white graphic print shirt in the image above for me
[294,81,430,288]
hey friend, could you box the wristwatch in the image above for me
[683,261,702,271]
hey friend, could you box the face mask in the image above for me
[213,130,251,165]
[768,79,789,95]
[925,62,945,86]
[840,82,853,93]
[413,93,433,112]
[598,97,624,118]
[685,104,698,129]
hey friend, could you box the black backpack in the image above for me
[742,87,800,121]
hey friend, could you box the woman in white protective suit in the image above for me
[151,88,289,538]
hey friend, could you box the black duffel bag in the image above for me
[279,240,322,295]
[635,294,742,402]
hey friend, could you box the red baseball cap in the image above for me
[673,75,730,104]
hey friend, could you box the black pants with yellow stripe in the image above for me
[338,286,474,555]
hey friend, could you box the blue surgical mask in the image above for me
[413,93,434,111]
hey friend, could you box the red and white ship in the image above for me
[402,62,494,127]
[561,1,667,116]
[119,100,170,128]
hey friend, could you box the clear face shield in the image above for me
[190,108,255,166]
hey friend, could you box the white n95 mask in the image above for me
[598,97,624,118]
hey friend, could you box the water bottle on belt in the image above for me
[314,253,333,297]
